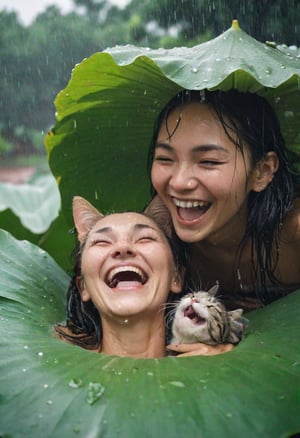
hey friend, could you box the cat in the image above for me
[170,285,247,345]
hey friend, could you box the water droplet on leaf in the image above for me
[69,378,83,389]
[86,382,105,405]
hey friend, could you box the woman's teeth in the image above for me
[173,199,208,208]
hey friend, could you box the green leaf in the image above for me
[0,175,75,270]
[0,174,60,234]
[46,21,300,224]
[0,230,300,437]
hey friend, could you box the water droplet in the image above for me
[169,381,185,388]
[73,120,77,129]
[284,110,294,118]
[226,412,233,418]
[191,67,198,73]
[38,352,44,357]
[69,378,83,389]
[147,372,154,377]
[44,384,49,389]
[22,368,27,372]
[24,345,29,349]
[86,382,105,405]
[123,319,129,324]
[73,426,81,433]
[47,400,53,405]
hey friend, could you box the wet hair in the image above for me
[54,212,188,350]
[148,89,299,302]
[54,241,102,350]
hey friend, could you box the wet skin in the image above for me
[150,101,300,302]
[80,212,181,322]
[151,102,255,247]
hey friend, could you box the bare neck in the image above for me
[100,316,167,358]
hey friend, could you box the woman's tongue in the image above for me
[178,206,207,222]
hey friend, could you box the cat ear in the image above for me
[207,284,219,297]
[228,308,244,320]
[73,196,104,243]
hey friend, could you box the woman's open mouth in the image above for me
[173,198,210,222]
[106,266,147,289]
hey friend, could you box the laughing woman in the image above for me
[55,196,187,358]
[146,89,300,317]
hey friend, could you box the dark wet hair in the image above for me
[54,241,102,350]
[55,213,188,350]
[148,89,299,302]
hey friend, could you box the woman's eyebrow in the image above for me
[93,226,112,235]
[191,144,229,153]
[92,223,157,235]
[155,143,173,151]
[133,223,157,232]
[155,143,228,153]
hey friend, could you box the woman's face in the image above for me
[79,213,180,320]
[151,102,255,244]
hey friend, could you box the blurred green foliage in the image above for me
[0,0,299,156]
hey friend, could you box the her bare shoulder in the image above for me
[282,197,300,244]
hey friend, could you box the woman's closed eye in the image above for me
[199,159,225,167]
[136,235,158,244]
[154,155,174,163]
[91,238,112,246]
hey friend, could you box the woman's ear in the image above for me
[251,152,279,192]
[73,196,103,243]
[170,266,185,294]
[76,276,90,302]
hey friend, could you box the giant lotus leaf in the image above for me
[46,20,300,224]
[0,229,299,437]
[0,175,74,270]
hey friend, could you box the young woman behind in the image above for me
[147,89,300,311]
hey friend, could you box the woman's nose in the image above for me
[170,165,198,191]
[112,241,136,258]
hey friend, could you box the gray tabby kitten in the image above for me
[171,285,247,345]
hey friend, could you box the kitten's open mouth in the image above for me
[106,266,147,289]
[184,305,206,325]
